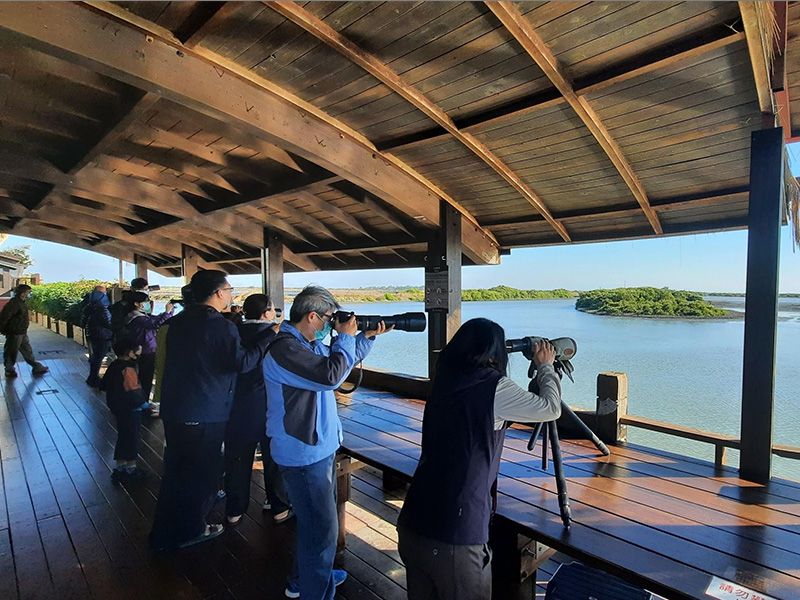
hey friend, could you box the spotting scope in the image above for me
[505,336,577,362]
[333,311,426,332]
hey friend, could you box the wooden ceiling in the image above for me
[0,1,789,277]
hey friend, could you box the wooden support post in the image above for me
[335,455,352,557]
[260,229,285,314]
[740,128,784,484]
[596,372,628,444]
[118,258,124,286]
[134,254,149,281]
[181,245,200,284]
[489,517,545,600]
[425,201,462,379]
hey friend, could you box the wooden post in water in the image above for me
[260,229,285,314]
[134,254,148,282]
[740,127,783,484]
[425,200,462,379]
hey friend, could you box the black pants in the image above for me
[113,409,141,461]
[87,338,110,386]
[149,421,226,550]
[3,333,44,372]
[138,352,156,401]
[224,438,290,517]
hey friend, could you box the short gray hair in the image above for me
[289,285,340,323]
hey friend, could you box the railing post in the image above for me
[596,372,628,444]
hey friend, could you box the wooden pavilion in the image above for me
[1,3,800,598]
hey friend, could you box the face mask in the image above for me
[315,321,332,341]
[142,302,151,313]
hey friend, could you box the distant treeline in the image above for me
[576,287,727,317]
[462,286,574,301]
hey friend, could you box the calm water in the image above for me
[339,298,800,482]
[155,298,800,480]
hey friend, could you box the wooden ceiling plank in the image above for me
[487,1,663,236]
[283,247,320,272]
[738,1,776,115]
[93,154,214,199]
[37,0,502,262]
[292,191,377,241]
[264,0,569,243]
[236,205,317,245]
[257,198,345,244]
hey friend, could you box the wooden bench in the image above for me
[334,390,800,600]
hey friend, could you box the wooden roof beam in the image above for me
[739,1,777,117]
[56,1,498,264]
[264,0,569,243]
[772,1,791,140]
[487,1,662,235]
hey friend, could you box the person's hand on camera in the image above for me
[365,321,395,339]
[335,313,358,336]
[532,340,556,366]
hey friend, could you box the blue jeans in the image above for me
[280,454,338,600]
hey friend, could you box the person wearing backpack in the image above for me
[84,288,113,388]
[124,292,173,402]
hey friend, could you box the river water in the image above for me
[156,297,800,481]
[339,297,800,482]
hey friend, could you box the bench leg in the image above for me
[490,518,547,600]
[382,470,405,491]
[336,456,352,557]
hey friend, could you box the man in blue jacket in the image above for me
[264,285,391,600]
[149,270,272,551]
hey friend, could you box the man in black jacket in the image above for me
[0,284,48,378]
[149,270,272,551]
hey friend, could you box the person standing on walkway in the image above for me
[149,270,273,551]
[124,292,173,401]
[397,319,561,600]
[263,285,392,600]
[224,293,292,525]
[111,277,149,341]
[0,284,48,378]
[84,288,113,388]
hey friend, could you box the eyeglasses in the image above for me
[218,286,234,294]
[314,311,333,322]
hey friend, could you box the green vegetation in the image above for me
[28,280,111,322]
[576,287,727,317]
[462,286,574,302]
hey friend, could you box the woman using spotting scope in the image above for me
[397,318,562,600]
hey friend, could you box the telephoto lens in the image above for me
[333,311,426,332]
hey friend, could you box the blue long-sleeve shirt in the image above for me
[264,322,374,467]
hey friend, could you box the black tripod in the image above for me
[520,359,610,528]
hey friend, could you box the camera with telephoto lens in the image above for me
[332,311,426,332]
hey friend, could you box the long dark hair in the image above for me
[437,318,508,376]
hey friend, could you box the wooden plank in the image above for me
[487,1,662,236]
[265,1,569,243]
[293,191,376,241]
[739,1,776,115]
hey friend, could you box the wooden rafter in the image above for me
[292,191,376,241]
[487,1,662,236]
[55,1,499,265]
[265,0,570,243]
[739,1,777,116]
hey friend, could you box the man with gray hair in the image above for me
[263,285,392,600]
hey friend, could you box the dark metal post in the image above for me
[425,201,461,379]
[740,127,784,484]
[261,229,285,314]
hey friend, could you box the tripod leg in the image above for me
[548,421,572,528]
[527,422,543,451]
[541,423,549,470]
[560,401,610,456]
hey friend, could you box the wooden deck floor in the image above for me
[1,324,564,600]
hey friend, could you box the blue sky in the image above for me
[4,143,800,293]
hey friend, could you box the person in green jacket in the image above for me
[0,284,49,378]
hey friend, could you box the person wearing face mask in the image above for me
[223,293,292,525]
[124,291,174,402]
[100,337,150,482]
[149,270,274,551]
[263,285,393,600]
[0,284,48,378]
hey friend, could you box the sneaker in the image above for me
[32,366,49,375]
[273,508,294,524]
[226,514,242,525]
[216,489,226,500]
[5,369,17,378]
[285,570,346,598]
[177,523,224,549]
[262,500,272,511]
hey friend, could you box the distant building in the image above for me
[0,252,40,299]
